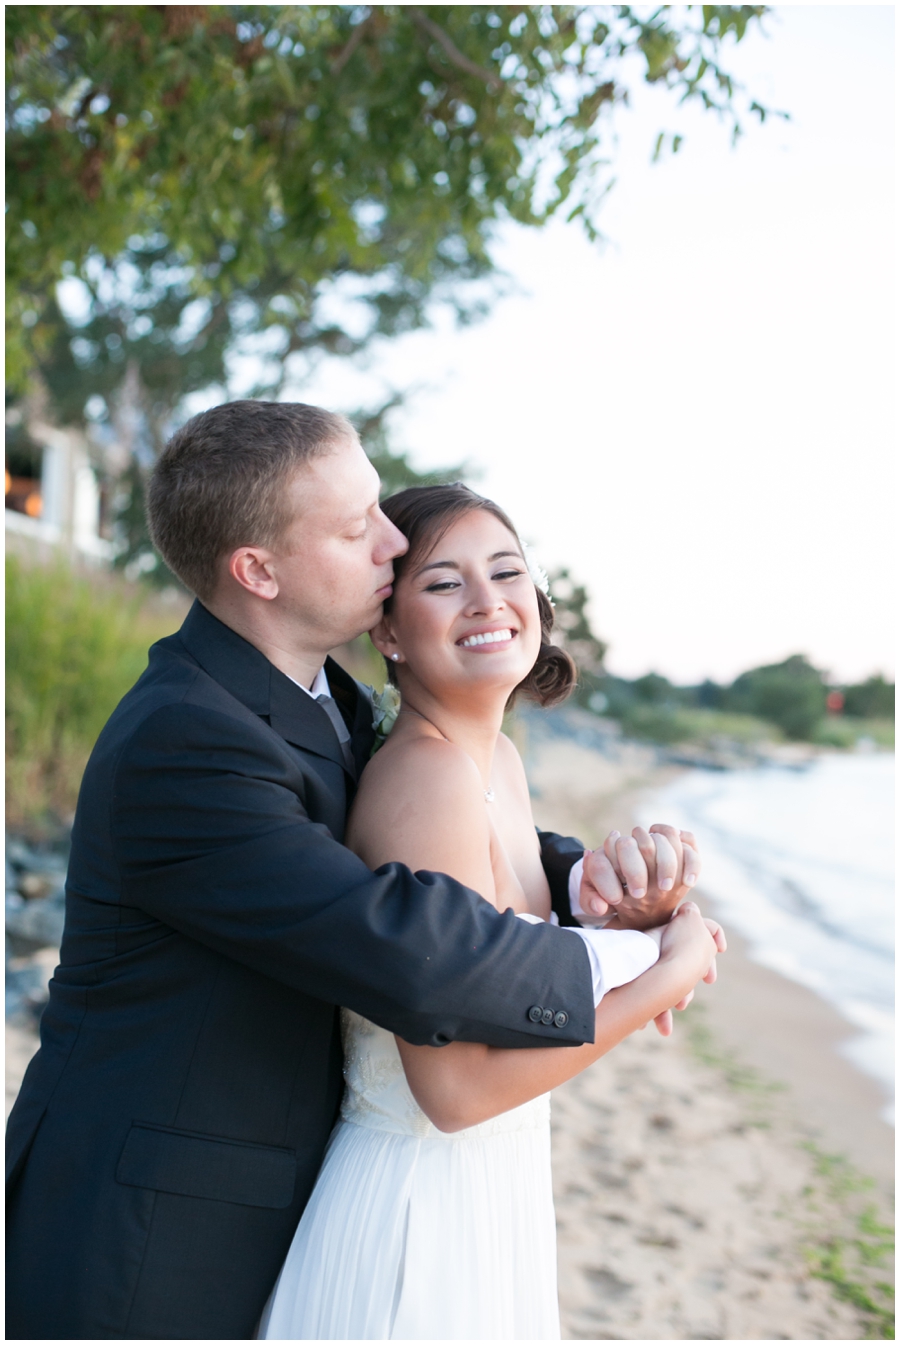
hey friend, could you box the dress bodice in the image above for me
[339,1008,549,1140]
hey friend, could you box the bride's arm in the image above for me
[397,905,715,1132]
[348,737,717,1133]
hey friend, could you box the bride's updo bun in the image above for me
[380,483,576,709]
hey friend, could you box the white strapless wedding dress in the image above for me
[259,1008,559,1340]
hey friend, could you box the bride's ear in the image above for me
[370,616,399,663]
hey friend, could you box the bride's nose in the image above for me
[464,577,505,616]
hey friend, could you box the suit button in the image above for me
[528,1005,544,1023]
[554,1011,569,1028]
[541,1008,555,1026]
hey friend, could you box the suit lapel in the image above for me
[176,601,347,774]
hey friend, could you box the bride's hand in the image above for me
[580,824,701,928]
[645,913,726,1034]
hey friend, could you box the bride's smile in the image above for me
[372,508,542,706]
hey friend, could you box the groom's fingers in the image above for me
[651,832,678,892]
[681,842,701,889]
[653,1009,674,1036]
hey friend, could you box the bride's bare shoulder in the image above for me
[348,734,493,883]
[359,733,483,808]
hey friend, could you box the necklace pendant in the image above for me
[484,787,495,803]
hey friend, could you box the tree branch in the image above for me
[331,13,373,76]
[409,8,502,90]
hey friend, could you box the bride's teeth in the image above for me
[460,629,512,647]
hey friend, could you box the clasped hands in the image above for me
[578,823,726,1036]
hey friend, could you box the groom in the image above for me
[6,401,686,1340]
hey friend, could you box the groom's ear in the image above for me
[228,547,279,600]
[369,615,397,661]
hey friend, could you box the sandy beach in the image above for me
[526,728,894,1340]
[6,726,893,1340]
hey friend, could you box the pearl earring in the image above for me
[391,653,400,662]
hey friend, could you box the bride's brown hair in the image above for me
[380,483,576,708]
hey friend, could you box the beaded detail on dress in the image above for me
[339,1008,549,1140]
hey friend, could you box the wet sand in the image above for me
[526,731,893,1339]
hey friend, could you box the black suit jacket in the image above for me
[6,601,592,1340]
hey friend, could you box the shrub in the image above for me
[5,556,186,827]
[842,675,894,721]
[728,654,827,740]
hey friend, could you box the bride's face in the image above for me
[374,509,542,703]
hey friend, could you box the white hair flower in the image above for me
[521,542,552,602]
[369,682,402,756]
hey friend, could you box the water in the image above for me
[636,752,894,1116]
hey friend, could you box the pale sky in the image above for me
[284,5,895,686]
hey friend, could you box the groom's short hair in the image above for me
[147,399,355,598]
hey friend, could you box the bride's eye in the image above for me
[424,579,460,593]
[493,567,525,581]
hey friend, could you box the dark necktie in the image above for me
[316,693,357,779]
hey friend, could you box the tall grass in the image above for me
[5,556,188,829]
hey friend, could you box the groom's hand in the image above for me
[579,825,701,930]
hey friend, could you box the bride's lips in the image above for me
[456,626,518,652]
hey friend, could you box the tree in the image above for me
[7,5,777,584]
[842,674,894,721]
[8,4,775,402]
[727,653,827,740]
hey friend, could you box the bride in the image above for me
[260,483,721,1340]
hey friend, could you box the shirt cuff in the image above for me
[568,855,614,928]
[563,927,660,1008]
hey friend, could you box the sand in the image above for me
[526,731,894,1339]
[5,730,894,1339]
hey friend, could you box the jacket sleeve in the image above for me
[111,702,595,1050]
[539,829,587,927]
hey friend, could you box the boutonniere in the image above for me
[370,683,402,757]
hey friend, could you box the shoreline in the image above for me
[525,724,893,1338]
[524,724,893,1186]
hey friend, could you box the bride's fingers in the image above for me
[703,958,717,985]
[681,842,701,890]
[703,917,727,952]
[581,848,625,915]
[653,1009,674,1037]
[673,989,694,1011]
[679,829,699,852]
[616,834,648,899]
[651,832,678,892]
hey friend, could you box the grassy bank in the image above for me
[5,556,188,830]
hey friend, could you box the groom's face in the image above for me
[271,435,408,649]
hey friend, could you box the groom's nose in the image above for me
[374,512,408,563]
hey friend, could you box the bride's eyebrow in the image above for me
[414,549,523,579]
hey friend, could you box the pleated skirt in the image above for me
[259,1115,560,1340]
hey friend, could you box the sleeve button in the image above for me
[528,1005,544,1023]
[554,1011,569,1028]
[541,1008,555,1026]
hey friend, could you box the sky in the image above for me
[285,6,895,686]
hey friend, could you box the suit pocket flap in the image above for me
[116,1123,296,1209]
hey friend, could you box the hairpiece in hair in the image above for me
[521,542,553,604]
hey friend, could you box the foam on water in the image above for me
[636,752,894,1117]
